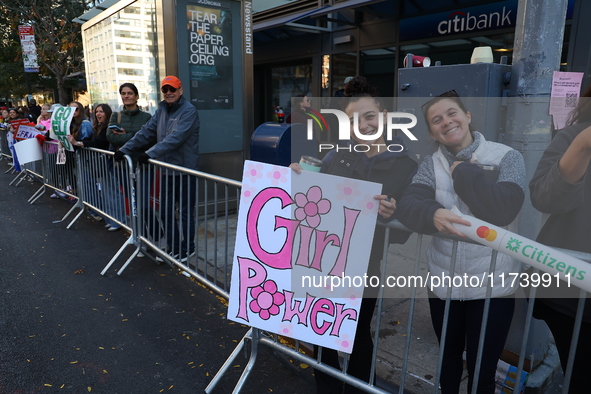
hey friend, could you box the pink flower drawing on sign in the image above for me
[347,294,360,307]
[249,280,285,320]
[294,186,331,228]
[266,166,288,186]
[245,162,264,184]
[241,184,257,203]
[336,179,361,204]
[278,322,294,336]
[335,333,353,352]
[357,194,377,215]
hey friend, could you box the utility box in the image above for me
[397,62,511,163]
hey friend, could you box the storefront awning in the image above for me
[73,0,122,24]
[306,0,387,19]
[253,6,329,32]
[254,0,387,32]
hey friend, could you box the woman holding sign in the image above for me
[529,84,591,392]
[291,76,417,394]
[397,91,525,394]
[69,101,92,141]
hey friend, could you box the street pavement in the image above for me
[0,166,316,394]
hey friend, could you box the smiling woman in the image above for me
[397,91,526,394]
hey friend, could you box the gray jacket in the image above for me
[120,95,200,170]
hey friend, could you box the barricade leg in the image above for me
[9,170,27,186]
[205,328,253,393]
[101,241,140,276]
[52,199,84,227]
[28,185,46,204]
[231,328,260,394]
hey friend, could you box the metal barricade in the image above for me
[40,141,82,226]
[0,127,11,160]
[102,158,240,301]
[208,220,591,394]
[70,147,137,274]
[9,157,45,204]
[0,127,15,174]
[3,146,589,393]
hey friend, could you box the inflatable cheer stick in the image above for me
[450,206,591,293]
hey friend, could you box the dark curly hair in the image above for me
[340,76,383,111]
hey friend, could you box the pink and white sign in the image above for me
[228,160,382,353]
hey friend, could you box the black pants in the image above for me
[533,299,591,394]
[428,295,515,394]
[314,296,378,394]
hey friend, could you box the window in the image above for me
[118,68,144,76]
[123,6,141,14]
[115,30,141,39]
[116,43,142,51]
[117,55,143,64]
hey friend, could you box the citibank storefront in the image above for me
[252,0,580,131]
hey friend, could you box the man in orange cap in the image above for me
[115,75,200,262]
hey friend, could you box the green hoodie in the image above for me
[107,107,152,150]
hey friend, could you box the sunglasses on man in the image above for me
[161,86,177,93]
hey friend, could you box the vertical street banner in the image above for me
[187,1,233,109]
[51,106,76,152]
[228,161,381,353]
[18,25,39,73]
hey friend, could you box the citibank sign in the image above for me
[400,0,517,41]
[437,7,512,35]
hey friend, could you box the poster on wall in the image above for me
[187,2,233,110]
[228,161,382,353]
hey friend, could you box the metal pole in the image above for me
[25,73,32,103]
[503,0,568,383]
[505,0,569,240]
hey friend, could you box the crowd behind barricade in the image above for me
[1,73,591,394]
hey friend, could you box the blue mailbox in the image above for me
[250,122,318,166]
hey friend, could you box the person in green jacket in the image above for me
[108,82,158,245]
[107,83,152,162]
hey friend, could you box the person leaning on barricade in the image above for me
[290,76,418,394]
[107,83,152,164]
[60,102,93,203]
[107,83,153,248]
[68,103,125,232]
[114,76,199,263]
[397,90,526,394]
[529,83,591,393]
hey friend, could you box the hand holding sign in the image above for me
[15,125,43,141]
[51,106,76,151]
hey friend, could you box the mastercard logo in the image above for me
[476,226,497,242]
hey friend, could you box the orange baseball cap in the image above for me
[161,76,182,89]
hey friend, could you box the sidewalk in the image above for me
[0,166,316,394]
